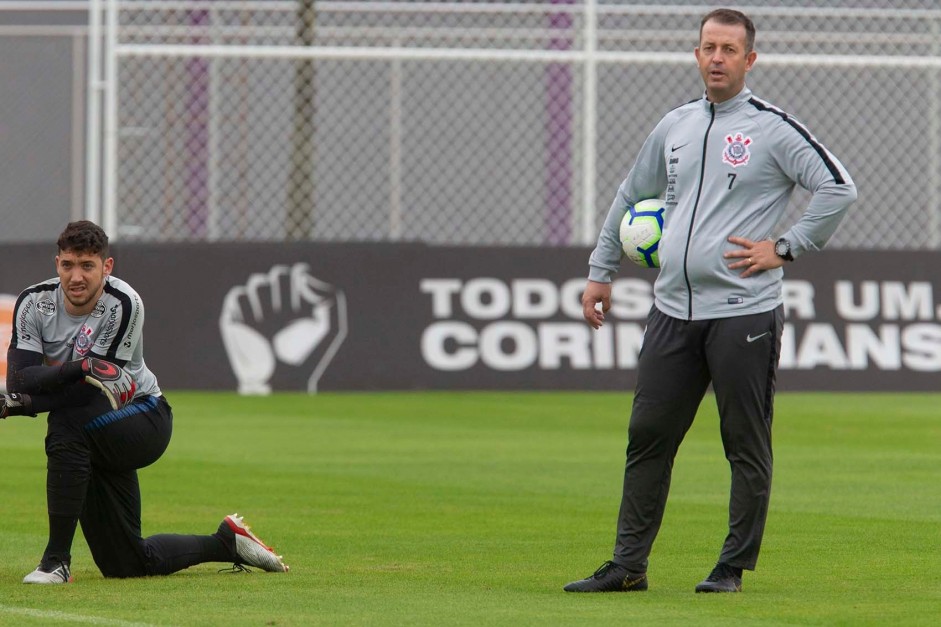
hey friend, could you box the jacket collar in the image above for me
[700,86,752,115]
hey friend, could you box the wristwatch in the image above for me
[774,237,794,262]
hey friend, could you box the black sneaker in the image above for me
[563,561,648,592]
[694,562,742,593]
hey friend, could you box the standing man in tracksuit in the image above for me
[564,8,857,594]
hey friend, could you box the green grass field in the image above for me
[1,391,939,626]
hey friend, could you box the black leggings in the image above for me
[45,394,230,577]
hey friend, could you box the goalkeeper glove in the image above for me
[82,358,137,411]
[0,392,35,419]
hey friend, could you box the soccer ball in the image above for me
[619,198,665,268]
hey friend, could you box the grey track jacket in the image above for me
[589,86,857,321]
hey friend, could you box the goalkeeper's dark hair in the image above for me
[57,220,110,260]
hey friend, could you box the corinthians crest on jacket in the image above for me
[722,132,752,167]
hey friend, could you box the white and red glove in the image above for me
[82,358,137,411]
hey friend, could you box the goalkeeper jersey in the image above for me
[10,275,161,398]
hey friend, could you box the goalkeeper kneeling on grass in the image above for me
[1,220,289,584]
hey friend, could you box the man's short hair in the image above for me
[57,220,110,259]
[700,8,756,53]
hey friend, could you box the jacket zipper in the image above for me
[682,102,716,321]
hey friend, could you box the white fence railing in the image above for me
[88,0,941,248]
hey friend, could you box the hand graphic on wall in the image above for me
[219,264,348,394]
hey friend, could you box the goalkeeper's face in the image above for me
[55,249,114,315]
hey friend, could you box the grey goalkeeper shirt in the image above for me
[10,275,161,398]
[589,86,857,321]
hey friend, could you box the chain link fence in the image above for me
[103,0,941,248]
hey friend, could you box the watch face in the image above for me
[775,241,787,255]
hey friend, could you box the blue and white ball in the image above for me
[619,198,665,268]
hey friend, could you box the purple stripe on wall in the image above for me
[185,9,210,238]
[545,0,574,245]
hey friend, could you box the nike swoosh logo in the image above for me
[746,332,770,343]
[671,143,689,152]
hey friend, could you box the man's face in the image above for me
[694,20,756,103]
[56,249,113,314]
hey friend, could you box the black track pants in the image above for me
[612,305,784,573]
[45,394,231,577]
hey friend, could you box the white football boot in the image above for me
[23,561,73,584]
[220,513,289,573]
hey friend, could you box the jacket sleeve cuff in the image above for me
[588,266,615,283]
